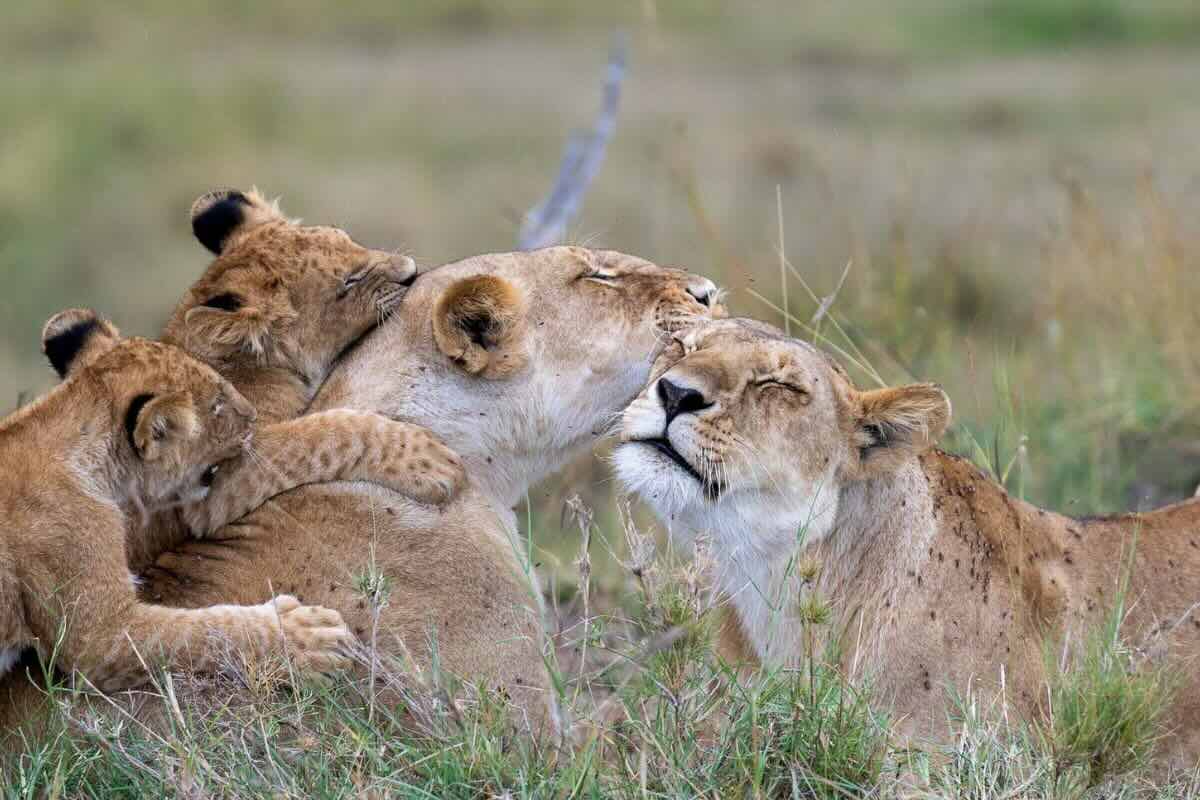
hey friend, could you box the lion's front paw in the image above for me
[270,595,356,673]
[397,431,467,506]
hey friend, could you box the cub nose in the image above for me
[657,377,711,427]
[686,278,718,309]
[227,391,257,423]
[389,253,419,286]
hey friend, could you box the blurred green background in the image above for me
[6,1,1200,563]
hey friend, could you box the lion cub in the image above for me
[62,188,467,571]
[43,309,463,542]
[0,333,353,691]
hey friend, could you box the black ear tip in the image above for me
[43,315,100,378]
[191,190,249,255]
[124,393,155,454]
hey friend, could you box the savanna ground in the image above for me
[5,1,1200,796]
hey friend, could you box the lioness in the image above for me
[131,244,721,733]
[614,318,1200,766]
[0,330,354,693]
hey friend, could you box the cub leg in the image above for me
[181,410,466,536]
[26,529,353,692]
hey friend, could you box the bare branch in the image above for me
[519,34,627,250]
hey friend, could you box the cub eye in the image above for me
[201,293,242,312]
[338,263,375,298]
[200,463,220,488]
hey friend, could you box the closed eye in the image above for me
[756,379,809,399]
[338,263,375,298]
[583,269,620,286]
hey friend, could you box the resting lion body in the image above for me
[615,319,1200,767]
[0,329,353,698]
[139,246,719,733]
[0,210,719,744]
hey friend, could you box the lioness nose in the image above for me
[686,279,718,308]
[658,377,711,426]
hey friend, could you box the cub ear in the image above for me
[432,274,528,378]
[190,187,284,255]
[851,383,951,478]
[183,302,272,360]
[127,392,199,462]
[42,308,121,379]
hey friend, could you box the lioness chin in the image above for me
[614,317,1200,769]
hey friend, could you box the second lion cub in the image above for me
[0,333,350,691]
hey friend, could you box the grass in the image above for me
[5,0,1200,795]
[917,0,1200,54]
[1038,536,1175,789]
[0,506,1184,798]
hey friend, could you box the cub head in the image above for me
[614,318,951,545]
[43,308,258,510]
[163,188,418,388]
[314,246,724,503]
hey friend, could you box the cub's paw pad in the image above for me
[272,597,355,673]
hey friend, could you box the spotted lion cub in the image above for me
[43,309,463,541]
[0,333,353,691]
[51,189,467,571]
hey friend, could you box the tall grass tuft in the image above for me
[1039,538,1175,789]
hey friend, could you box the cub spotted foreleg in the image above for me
[20,522,352,691]
[181,410,467,537]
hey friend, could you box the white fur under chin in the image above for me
[614,442,841,665]
[0,646,22,679]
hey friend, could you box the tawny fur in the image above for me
[89,190,465,571]
[614,318,1200,769]
[0,239,719,744]
[432,274,529,377]
[0,336,354,695]
[143,247,717,735]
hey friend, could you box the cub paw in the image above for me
[270,595,356,673]
[397,431,467,506]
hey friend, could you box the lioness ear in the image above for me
[42,308,121,379]
[433,274,528,378]
[851,383,951,477]
[127,393,199,462]
[190,187,284,255]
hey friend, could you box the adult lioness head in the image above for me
[314,246,723,504]
[162,188,418,419]
[614,317,950,549]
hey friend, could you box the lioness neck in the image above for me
[704,458,939,667]
[314,357,607,510]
